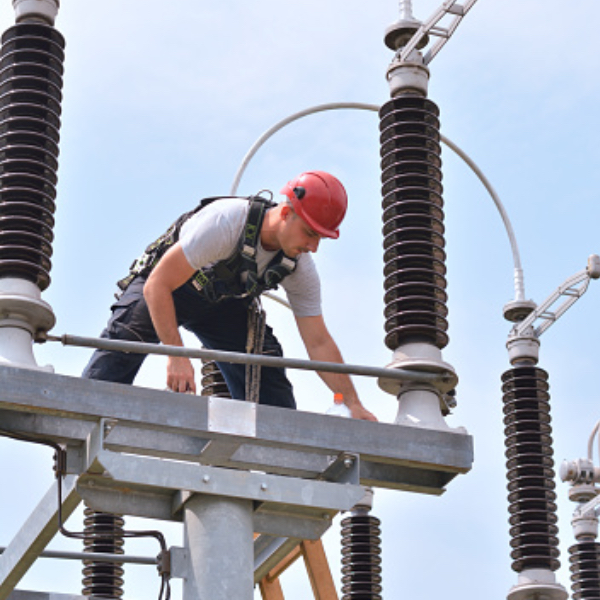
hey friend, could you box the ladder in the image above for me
[258,539,338,600]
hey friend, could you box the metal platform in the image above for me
[0,364,473,599]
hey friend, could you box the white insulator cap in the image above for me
[572,514,599,541]
[13,0,59,24]
[587,254,600,279]
[386,50,429,96]
[506,334,540,365]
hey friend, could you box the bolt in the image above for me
[202,475,210,483]
[344,457,354,468]
[260,483,268,491]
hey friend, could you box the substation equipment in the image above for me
[1,1,598,600]
[0,1,475,599]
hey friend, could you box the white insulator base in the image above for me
[0,278,55,371]
[378,342,458,396]
[395,386,449,430]
[12,0,59,24]
[507,570,568,600]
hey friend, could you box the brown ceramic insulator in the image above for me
[502,366,561,573]
[82,508,125,599]
[569,542,600,600]
[379,94,448,350]
[0,22,64,290]
[341,514,383,600]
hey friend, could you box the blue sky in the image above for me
[2,0,600,598]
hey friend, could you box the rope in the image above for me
[245,298,266,403]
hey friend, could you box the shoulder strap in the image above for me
[117,196,242,292]
[242,197,297,297]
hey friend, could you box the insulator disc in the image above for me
[501,366,549,389]
[0,229,52,256]
[510,533,560,550]
[384,295,448,320]
[382,211,445,237]
[383,226,445,250]
[382,186,444,211]
[0,101,61,128]
[0,156,57,183]
[381,146,442,171]
[504,430,554,450]
[379,95,440,118]
[381,160,442,184]
[0,143,58,170]
[509,509,558,527]
[502,366,560,573]
[384,268,446,291]
[0,88,61,121]
[504,419,552,437]
[0,60,63,88]
[507,463,555,483]
[383,239,446,265]
[0,22,64,291]
[510,521,559,538]
[504,409,552,427]
[381,173,443,198]
[201,383,231,397]
[383,251,446,276]
[506,472,556,493]
[380,133,441,160]
[569,542,600,600]
[380,122,440,146]
[384,281,448,306]
[379,106,440,131]
[340,513,383,600]
[0,215,53,242]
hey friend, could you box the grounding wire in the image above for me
[588,419,600,462]
[0,429,170,600]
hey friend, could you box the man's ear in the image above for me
[280,204,293,220]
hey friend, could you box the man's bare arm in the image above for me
[295,314,377,421]
[144,243,197,393]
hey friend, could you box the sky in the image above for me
[1,0,600,598]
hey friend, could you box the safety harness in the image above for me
[117,195,298,303]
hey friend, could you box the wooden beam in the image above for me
[301,540,338,600]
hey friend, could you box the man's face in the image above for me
[280,207,323,257]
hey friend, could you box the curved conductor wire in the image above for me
[231,101,527,304]
[588,419,600,461]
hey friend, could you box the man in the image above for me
[83,170,376,421]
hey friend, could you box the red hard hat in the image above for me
[280,171,348,239]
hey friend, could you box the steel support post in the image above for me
[182,494,254,600]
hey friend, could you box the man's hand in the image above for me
[349,403,378,422]
[166,356,196,393]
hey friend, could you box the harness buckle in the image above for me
[242,244,256,258]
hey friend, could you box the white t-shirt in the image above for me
[179,197,322,317]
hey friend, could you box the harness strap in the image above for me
[117,195,297,302]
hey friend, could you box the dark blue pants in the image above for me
[82,277,296,409]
